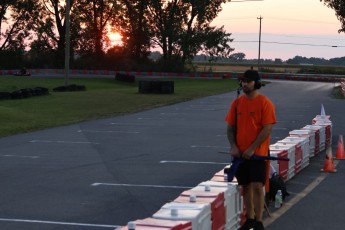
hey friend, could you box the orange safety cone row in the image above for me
[321,146,337,173]
[335,135,345,160]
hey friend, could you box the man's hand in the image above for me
[242,149,254,159]
[230,145,241,158]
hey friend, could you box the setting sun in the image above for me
[108,32,123,46]
[109,32,122,41]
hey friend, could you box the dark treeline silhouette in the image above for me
[1,1,343,72]
[0,0,233,72]
[193,53,345,66]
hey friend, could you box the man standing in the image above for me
[225,69,276,230]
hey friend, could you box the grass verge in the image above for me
[332,85,345,99]
[0,76,238,137]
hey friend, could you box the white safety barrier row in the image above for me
[116,111,332,230]
[270,115,332,182]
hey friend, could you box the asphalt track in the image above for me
[0,79,344,230]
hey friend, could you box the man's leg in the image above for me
[239,184,256,230]
[252,182,265,222]
[252,182,265,230]
[243,184,255,219]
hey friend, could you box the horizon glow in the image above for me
[213,0,345,60]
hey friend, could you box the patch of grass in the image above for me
[0,76,238,137]
[332,85,345,99]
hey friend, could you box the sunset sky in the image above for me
[212,0,345,60]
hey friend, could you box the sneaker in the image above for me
[254,221,265,230]
[239,218,256,230]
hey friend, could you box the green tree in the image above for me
[74,0,119,56]
[118,0,152,62]
[0,0,41,68]
[230,52,246,62]
[199,26,234,63]
[29,0,77,67]
[148,0,233,71]
[321,0,345,33]
[0,0,38,51]
[148,0,182,65]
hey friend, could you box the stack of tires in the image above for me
[53,84,86,92]
[115,73,135,83]
[138,80,174,94]
[0,87,49,100]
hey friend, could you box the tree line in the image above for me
[199,52,345,66]
[0,0,233,72]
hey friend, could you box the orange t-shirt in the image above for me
[225,94,276,156]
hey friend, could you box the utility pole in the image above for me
[257,16,263,70]
[64,0,71,86]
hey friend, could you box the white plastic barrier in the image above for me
[116,218,192,230]
[173,186,226,230]
[269,149,289,181]
[153,202,212,230]
[313,119,333,147]
[198,180,241,230]
[312,115,331,125]
[278,136,310,170]
[289,129,315,158]
[303,125,326,152]
[301,126,321,156]
[270,143,296,180]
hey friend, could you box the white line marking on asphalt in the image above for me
[189,105,226,109]
[78,130,139,134]
[177,108,217,111]
[2,155,39,159]
[0,218,119,228]
[189,104,213,107]
[137,117,184,120]
[92,183,192,189]
[160,160,228,165]
[191,145,229,149]
[273,127,288,130]
[278,120,297,123]
[276,114,305,117]
[160,112,185,115]
[110,122,164,126]
[30,140,99,144]
[137,117,165,120]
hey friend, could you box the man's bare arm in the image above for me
[227,125,240,157]
[242,124,274,159]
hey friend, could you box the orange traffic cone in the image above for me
[335,135,345,160]
[321,146,337,172]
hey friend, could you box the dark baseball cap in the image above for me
[240,69,260,82]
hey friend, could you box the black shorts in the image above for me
[235,159,266,185]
